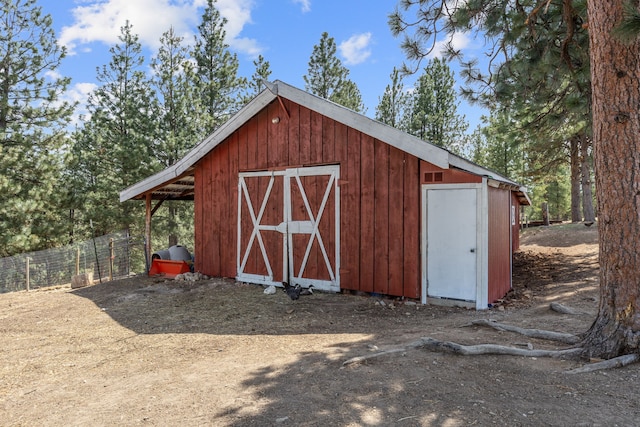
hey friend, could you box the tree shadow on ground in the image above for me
[66,247,637,426]
[71,276,445,336]
[211,338,640,426]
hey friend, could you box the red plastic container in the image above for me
[148,259,191,278]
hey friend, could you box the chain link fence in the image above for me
[0,231,145,293]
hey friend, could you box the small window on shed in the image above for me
[434,172,443,182]
[424,172,433,182]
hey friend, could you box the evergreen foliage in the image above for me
[375,67,411,131]
[69,22,159,239]
[149,27,206,249]
[0,0,75,256]
[246,54,272,100]
[152,27,208,168]
[407,58,468,153]
[390,0,592,221]
[304,32,365,112]
[191,0,246,131]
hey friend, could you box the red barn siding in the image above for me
[388,146,405,297]
[193,98,424,298]
[341,127,361,290]
[403,157,421,298]
[373,140,389,294]
[487,186,512,303]
[359,134,376,293]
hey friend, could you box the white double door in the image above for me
[237,165,340,292]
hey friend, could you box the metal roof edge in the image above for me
[449,153,518,185]
[175,89,277,176]
[272,80,450,169]
[450,154,531,206]
[121,80,532,203]
[119,166,180,202]
[119,88,277,202]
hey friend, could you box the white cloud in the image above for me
[215,0,261,54]
[338,32,372,66]
[45,69,63,81]
[60,82,98,127]
[292,0,311,13]
[428,31,471,59]
[59,0,260,57]
[69,82,99,103]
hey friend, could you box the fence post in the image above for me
[76,248,80,276]
[26,257,30,292]
[109,238,114,281]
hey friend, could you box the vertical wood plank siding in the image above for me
[373,140,390,294]
[195,99,427,299]
[403,156,421,298]
[487,186,512,303]
[342,127,361,290]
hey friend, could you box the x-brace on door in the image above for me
[236,165,340,292]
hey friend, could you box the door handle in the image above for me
[470,248,475,253]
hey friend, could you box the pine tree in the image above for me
[304,32,365,112]
[407,58,468,152]
[330,79,365,113]
[69,21,159,237]
[246,54,272,99]
[0,0,75,256]
[375,67,410,131]
[149,26,207,248]
[582,0,640,359]
[479,109,527,182]
[191,0,245,131]
[391,0,640,364]
[391,1,594,221]
[152,27,207,168]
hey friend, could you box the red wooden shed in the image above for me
[120,80,530,309]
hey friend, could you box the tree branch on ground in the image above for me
[342,336,583,367]
[565,354,640,374]
[470,319,581,344]
[549,302,581,315]
[343,323,639,373]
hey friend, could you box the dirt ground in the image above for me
[1,222,638,426]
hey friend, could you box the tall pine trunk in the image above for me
[583,0,640,358]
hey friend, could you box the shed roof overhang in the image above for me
[120,80,530,205]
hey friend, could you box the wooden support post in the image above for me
[75,247,80,275]
[145,193,152,272]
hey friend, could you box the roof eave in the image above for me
[120,80,530,204]
[119,88,278,202]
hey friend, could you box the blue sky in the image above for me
[42,0,487,130]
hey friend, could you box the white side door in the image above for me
[423,186,480,302]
